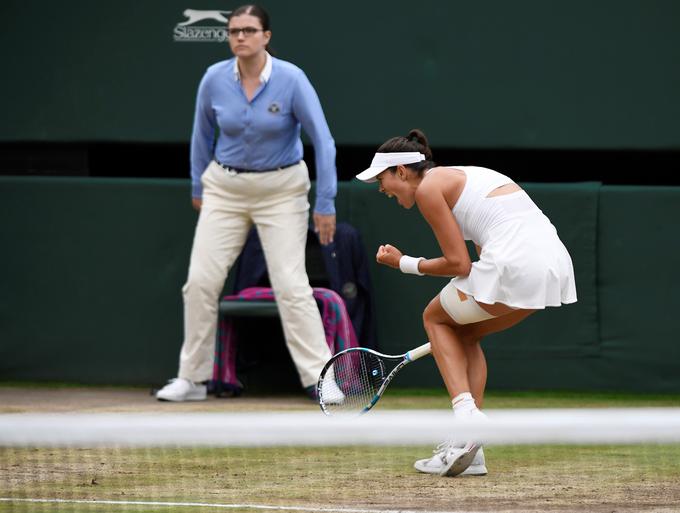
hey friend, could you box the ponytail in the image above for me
[376,128,436,175]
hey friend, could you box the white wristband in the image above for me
[399,255,425,276]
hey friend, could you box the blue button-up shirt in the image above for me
[190,54,337,214]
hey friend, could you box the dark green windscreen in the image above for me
[1,0,679,148]
[2,177,680,392]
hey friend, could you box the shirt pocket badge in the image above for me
[268,102,281,114]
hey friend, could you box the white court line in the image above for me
[0,498,485,513]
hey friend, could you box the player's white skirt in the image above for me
[452,203,577,310]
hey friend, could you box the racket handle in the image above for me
[405,342,432,362]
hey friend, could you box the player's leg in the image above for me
[463,341,486,408]
[423,308,487,408]
[418,294,484,476]
[426,286,535,402]
[422,300,473,403]
[418,308,489,477]
[157,162,252,401]
[456,307,537,344]
[417,284,535,476]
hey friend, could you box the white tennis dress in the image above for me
[448,166,577,309]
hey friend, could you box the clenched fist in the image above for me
[376,244,403,269]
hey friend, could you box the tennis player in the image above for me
[356,129,577,477]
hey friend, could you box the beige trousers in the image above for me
[178,160,332,387]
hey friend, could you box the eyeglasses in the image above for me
[227,27,263,37]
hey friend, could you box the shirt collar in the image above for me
[233,52,272,84]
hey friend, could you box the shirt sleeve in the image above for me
[291,70,337,215]
[190,72,216,199]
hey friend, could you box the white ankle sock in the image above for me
[452,392,484,418]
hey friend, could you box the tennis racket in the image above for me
[317,342,432,416]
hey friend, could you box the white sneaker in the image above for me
[320,377,346,405]
[156,378,207,402]
[464,446,487,475]
[414,443,487,477]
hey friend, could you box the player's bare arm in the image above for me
[415,176,471,277]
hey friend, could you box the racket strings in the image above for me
[322,351,388,414]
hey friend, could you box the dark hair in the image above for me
[229,5,273,53]
[377,129,436,176]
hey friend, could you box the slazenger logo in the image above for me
[173,9,232,43]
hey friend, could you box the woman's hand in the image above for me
[376,244,403,269]
[313,213,336,246]
[192,198,202,211]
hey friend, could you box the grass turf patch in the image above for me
[2,444,680,512]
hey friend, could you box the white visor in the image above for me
[355,152,426,183]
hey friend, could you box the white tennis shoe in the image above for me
[414,443,487,477]
[320,377,346,405]
[156,378,207,402]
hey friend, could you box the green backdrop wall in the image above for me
[1,177,679,392]
[2,0,680,149]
